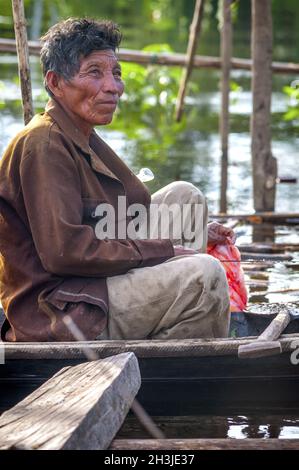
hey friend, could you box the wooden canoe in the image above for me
[1,310,299,418]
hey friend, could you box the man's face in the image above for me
[57,49,124,130]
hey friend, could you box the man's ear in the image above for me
[45,71,64,98]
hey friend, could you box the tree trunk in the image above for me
[219,0,232,213]
[251,0,277,211]
[11,0,34,124]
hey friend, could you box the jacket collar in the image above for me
[45,98,120,182]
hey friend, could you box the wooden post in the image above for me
[175,0,205,122]
[251,0,277,211]
[11,0,34,124]
[219,0,233,213]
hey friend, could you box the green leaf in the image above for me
[283,108,299,121]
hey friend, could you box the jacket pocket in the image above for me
[38,277,108,341]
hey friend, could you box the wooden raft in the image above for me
[0,352,140,450]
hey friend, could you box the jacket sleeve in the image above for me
[20,135,174,277]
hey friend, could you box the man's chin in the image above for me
[94,114,114,126]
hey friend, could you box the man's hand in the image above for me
[207,221,236,246]
[173,245,198,256]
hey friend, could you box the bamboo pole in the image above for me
[219,0,233,213]
[1,38,299,74]
[11,0,33,124]
[251,0,277,211]
[175,0,205,122]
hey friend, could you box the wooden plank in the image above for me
[110,438,299,450]
[3,333,299,360]
[2,38,299,74]
[0,352,140,450]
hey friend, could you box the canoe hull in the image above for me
[1,351,299,416]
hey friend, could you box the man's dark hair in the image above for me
[40,18,122,95]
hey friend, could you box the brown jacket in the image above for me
[0,99,174,341]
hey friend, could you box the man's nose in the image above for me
[102,73,120,94]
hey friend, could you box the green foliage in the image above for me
[0,80,5,108]
[230,80,243,105]
[230,0,240,24]
[283,81,299,122]
[230,81,242,93]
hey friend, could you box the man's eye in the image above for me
[114,70,122,79]
[89,69,101,76]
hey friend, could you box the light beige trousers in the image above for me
[99,181,230,340]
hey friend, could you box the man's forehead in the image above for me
[82,50,119,67]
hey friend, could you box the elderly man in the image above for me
[0,18,232,342]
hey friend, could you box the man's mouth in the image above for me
[99,101,117,106]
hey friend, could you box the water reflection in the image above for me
[227,415,299,439]
[118,413,299,439]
